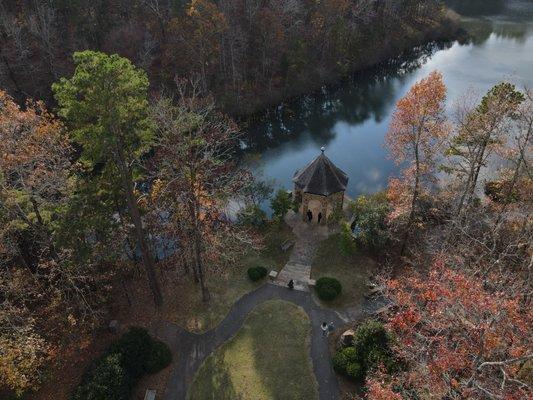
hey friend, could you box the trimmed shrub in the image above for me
[354,320,390,353]
[72,353,132,400]
[332,351,349,373]
[346,361,363,381]
[247,266,268,282]
[71,328,172,400]
[332,320,398,383]
[315,277,342,301]
[332,347,358,372]
[108,327,152,379]
[249,266,268,281]
[145,339,173,373]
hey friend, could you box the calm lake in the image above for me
[245,0,533,199]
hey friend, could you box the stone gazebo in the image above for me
[293,148,349,225]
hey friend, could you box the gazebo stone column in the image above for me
[320,197,328,225]
[301,195,310,222]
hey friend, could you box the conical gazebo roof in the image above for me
[293,150,348,196]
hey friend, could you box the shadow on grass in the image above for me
[311,234,377,310]
[186,355,241,400]
[187,301,317,400]
[250,302,318,400]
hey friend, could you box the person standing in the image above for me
[288,279,294,290]
[307,209,313,222]
[317,212,322,224]
[321,322,329,337]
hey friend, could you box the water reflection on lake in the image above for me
[245,0,533,199]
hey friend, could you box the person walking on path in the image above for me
[288,279,294,290]
[321,322,329,337]
[317,212,322,224]
[328,322,335,334]
[307,209,313,222]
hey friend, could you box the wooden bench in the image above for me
[364,286,384,299]
[280,239,295,252]
[374,304,393,316]
[144,390,156,400]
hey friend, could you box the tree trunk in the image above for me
[191,197,210,302]
[400,137,421,256]
[465,144,487,210]
[456,165,475,217]
[180,251,190,276]
[193,228,210,302]
[114,141,163,307]
[495,121,532,225]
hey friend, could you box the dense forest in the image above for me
[0,0,458,114]
[1,1,531,400]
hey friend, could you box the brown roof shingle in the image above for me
[293,151,348,196]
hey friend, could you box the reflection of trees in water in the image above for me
[445,0,505,16]
[463,18,531,45]
[243,42,450,153]
[451,0,533,45]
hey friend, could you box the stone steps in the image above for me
[274,261,313,292]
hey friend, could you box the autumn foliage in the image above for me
[385,71,448,251]
[0,0,452,114]
[383,258,532,399]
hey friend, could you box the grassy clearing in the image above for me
[172,222,295,332]
[311,234,377,309]
[186,300,318,400]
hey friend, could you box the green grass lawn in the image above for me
[311,234,377,309]
[186,300,318,400]
[174,223,295,333]
[241,221,295,273]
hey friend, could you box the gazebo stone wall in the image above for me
[296,190,344,225]
[292,148,349,226]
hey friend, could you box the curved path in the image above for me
[152,283,350,400]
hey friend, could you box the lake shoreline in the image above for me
[232,11,466,120]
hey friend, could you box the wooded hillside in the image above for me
[0,0,457,114]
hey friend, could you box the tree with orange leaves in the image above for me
[0,89,70,266]
[366,370,402,400]
[383,257,532,399]
[385,70,449,254]
[0,90,65,394]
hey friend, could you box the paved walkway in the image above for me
[153,284,346,400]
[153,211,377,400]
[274,211,336,290]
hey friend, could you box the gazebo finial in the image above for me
[320,146,325,153]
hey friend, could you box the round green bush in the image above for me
[341,347,358,362]
[71,327,173,400]
[315,277,342,301]
[346,362,363,381]
[109,327,152,379]
[72,353,132,400]
[145,339,172,373]
[247,266,268,281]
[332,351,349,372]
[354,320,391,356]
[333,347,359,373]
